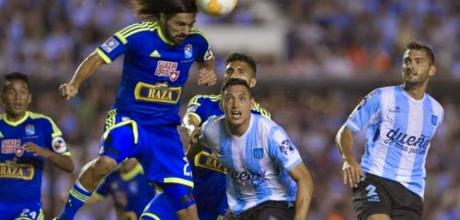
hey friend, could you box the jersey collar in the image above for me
[157,25,174,46]
[2,111,30,126]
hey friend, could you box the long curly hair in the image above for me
[131,0,198,21]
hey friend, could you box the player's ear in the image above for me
[249,79,256,88]
[159,13,167,24]
[428,65,436,77]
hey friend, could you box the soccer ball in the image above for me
[197,0,238,16]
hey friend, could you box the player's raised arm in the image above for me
[59,51,105,100]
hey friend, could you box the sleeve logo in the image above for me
[101,37,120,53]
[52,137,68,154]
[279,140,294,155]
[204,48,214,61]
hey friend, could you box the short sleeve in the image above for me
[345,89,382,133]
[267,126,302,171]
[43,117,70,156]
[190,31,214,62]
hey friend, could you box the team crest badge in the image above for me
[184,44,193,59]
[25,124,35,136]
[253,148,264,159]
[169,71,180,82]
[15,146,25,157]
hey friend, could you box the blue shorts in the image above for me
[0,201,43,220]
[99,109,193,188]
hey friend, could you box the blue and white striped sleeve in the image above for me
[346,88,382,133]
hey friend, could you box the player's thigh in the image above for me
[99,119,139,164]
[140,193,178,220]
[352,174,391,220]
[139,125,193,189]
[389,182,423,220]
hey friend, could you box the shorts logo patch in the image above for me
[366,184,380,202]
[101,37,120,53]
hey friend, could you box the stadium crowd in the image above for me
[1,0,459,79]
[1,0,459,219]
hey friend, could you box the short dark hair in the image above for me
[131,0,197,20]
[221,78,252,97]
[406,40,435,65]
[225,53,257,75]
[2,72,30,92]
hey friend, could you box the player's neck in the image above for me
[5,112,27,123]
[402,82,427,100]
[227,116,251,137]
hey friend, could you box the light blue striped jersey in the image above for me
[346,85,444,198]
[200,114,302,214]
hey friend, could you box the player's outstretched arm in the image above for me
[288,162,313,220]
[196,56,217,86]
[336,125,363,188]
[24,142,74,173]
[59,51,105,100]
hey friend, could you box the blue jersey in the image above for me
[96,21,212,126]
[345,85,444,198]
[0,111,70,203]
[200,114,302,214]
[186,95,271,216]
[95,163,155,217]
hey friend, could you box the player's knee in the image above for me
[162,184,196,211]
[93,156,117,177]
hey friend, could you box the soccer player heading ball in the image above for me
[55,0,216,219]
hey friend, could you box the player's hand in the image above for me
[197,69,217,86]
[59,83,79,100]
[24,142,51,159]
[189,127,201,147]
[342,159,363,188]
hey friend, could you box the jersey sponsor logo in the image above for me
[155,60,181,82]
[184,44,193,59]
[52,136,68,154]
[229,170,267,186]
[195,151,225,173]
[25,124,35,136]
[279,140,294,155]
[1,139,21,154]
[134,82,182,104]
[252,148,264,159]
[101,37,120,53]
[0,162,35,180]
[150,50,161,58]
[383,128,430,155]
